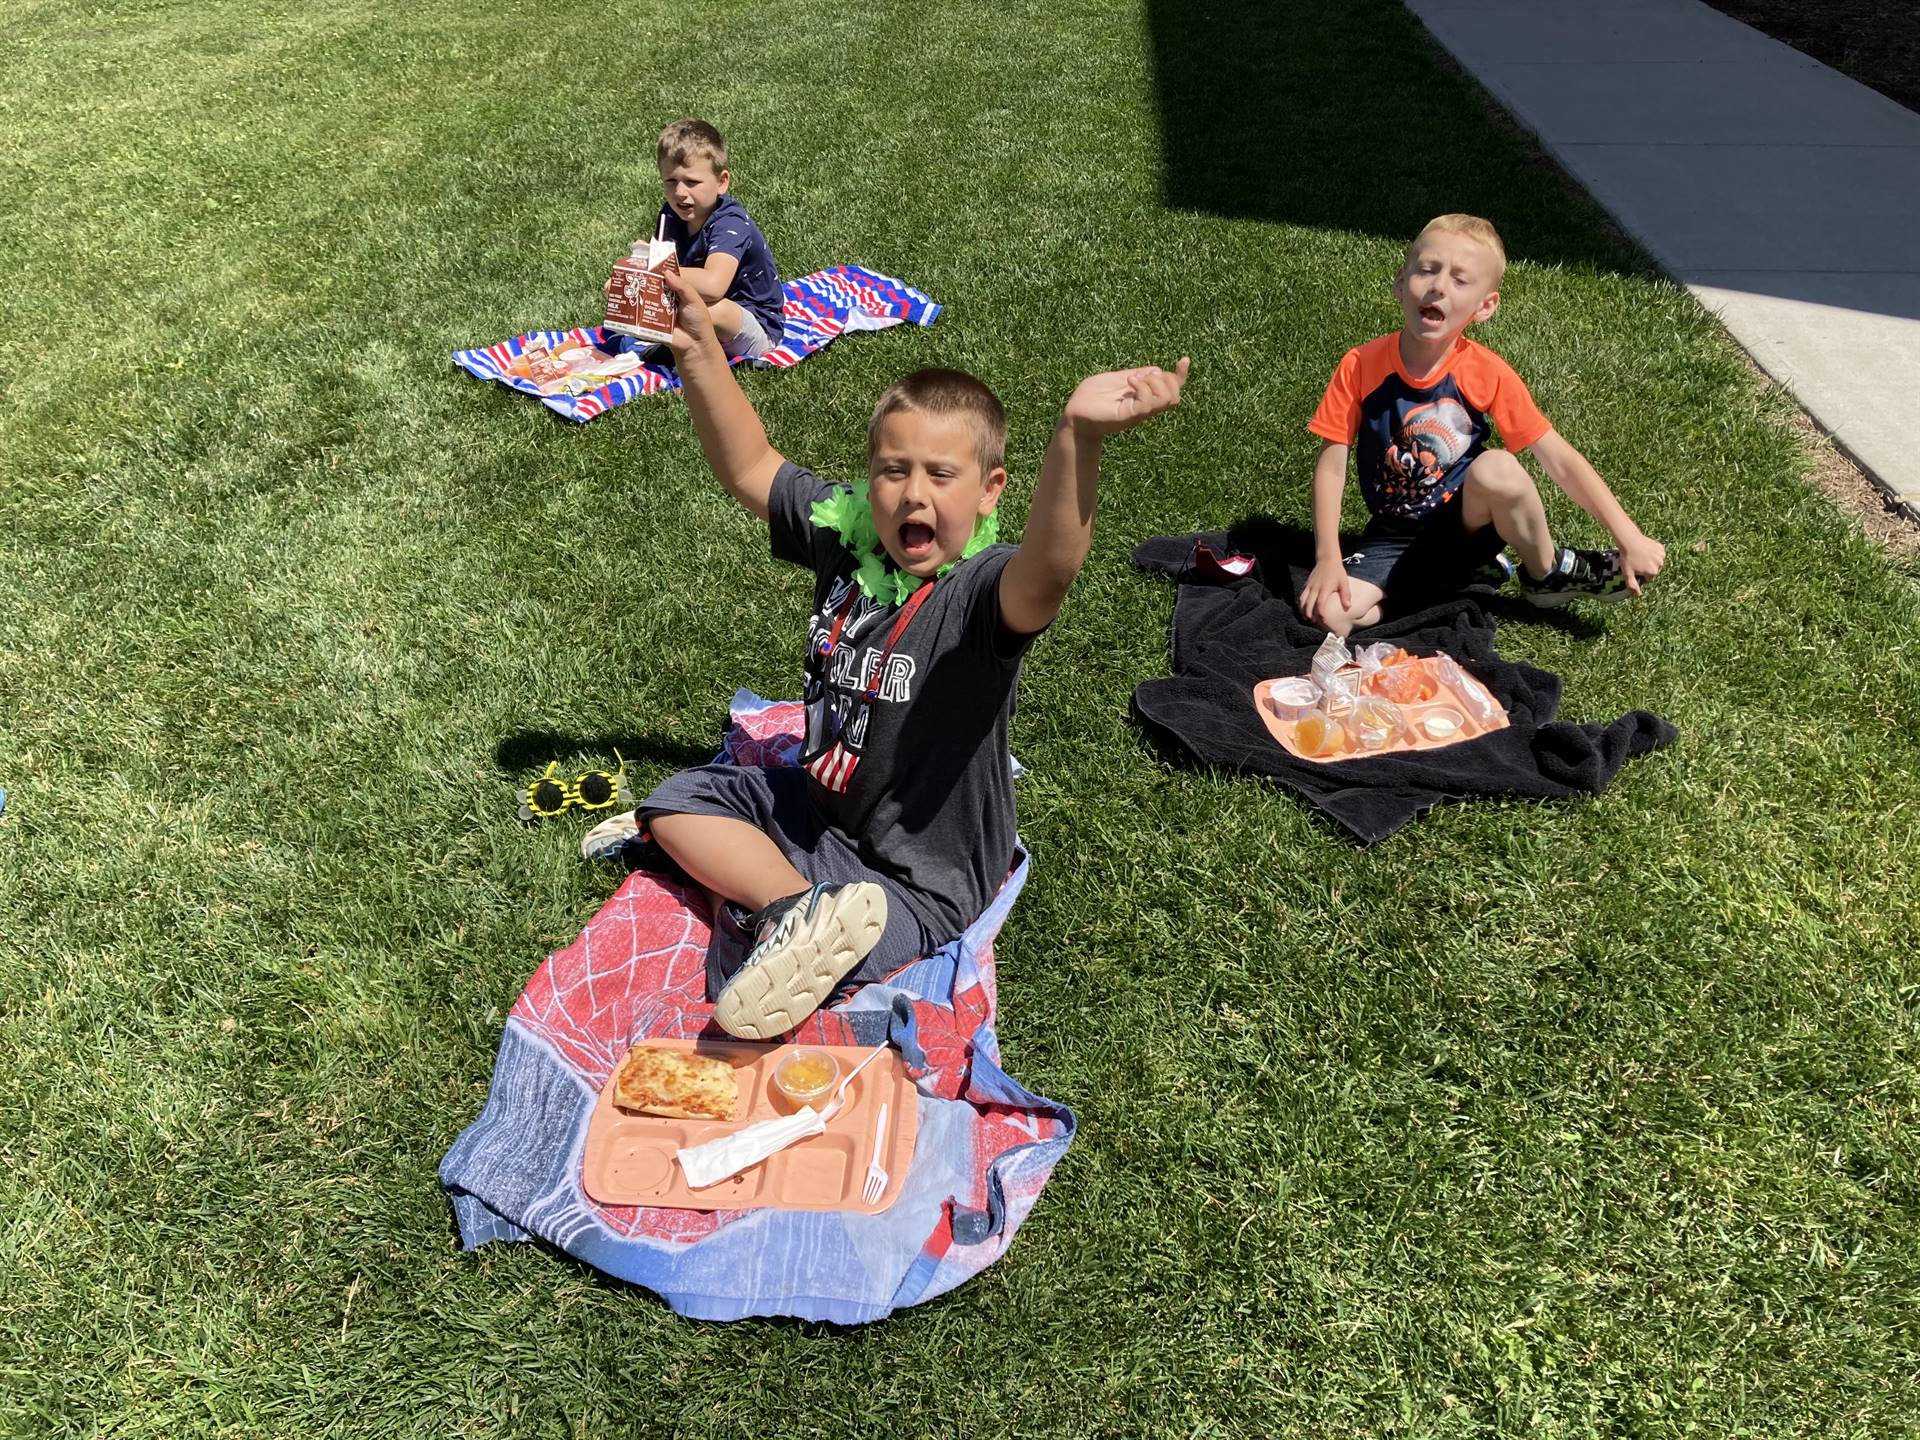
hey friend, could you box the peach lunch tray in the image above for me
[1254,655,1510,763]
[580,1039,920,1214]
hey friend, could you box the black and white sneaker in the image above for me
[1466,551,1517,592]
[1519,547,1629,608]
[712,882,888,1039]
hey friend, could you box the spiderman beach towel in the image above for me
[451,266,941,423]
[439,693,1073,1324]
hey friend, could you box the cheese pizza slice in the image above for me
[612,1045,739,1122]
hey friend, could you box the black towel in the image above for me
[1130,524,1678,844]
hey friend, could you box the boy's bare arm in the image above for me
[999,359,1190,637]
[1526,429,1666,590]
[661,269,782,520]
[1299,440,1352,623]
[675,251,741,303]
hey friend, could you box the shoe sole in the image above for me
[712,883,889,1039]
[1522,586,1631,609]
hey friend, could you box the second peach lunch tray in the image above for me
[1254,655,1510,763]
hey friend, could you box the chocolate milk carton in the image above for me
[605,219,679,343]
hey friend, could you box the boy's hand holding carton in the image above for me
[604,218,680,344]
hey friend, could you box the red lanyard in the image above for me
[816,578,935,700]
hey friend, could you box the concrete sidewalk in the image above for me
[1404,0,1920,521]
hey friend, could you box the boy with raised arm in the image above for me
[587,269,1188,1039]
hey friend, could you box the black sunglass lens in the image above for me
[531,780,567,811]
[578,773,613,805]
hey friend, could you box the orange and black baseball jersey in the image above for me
[1309,333,1552,523]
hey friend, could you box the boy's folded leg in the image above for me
[712,882,889,1040]
[719,306,775,361]
[639,764,948,1031]
[1351,507,1509,617]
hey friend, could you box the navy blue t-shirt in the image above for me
[659,195,785,346]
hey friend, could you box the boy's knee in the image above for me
[1298,591,1378,638]
[1464,449,1530,500]
[706,298,744,338]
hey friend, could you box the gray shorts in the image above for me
[721,307,777,361]
[641,764,943,998]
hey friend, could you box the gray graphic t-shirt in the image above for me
[769,461,1036,941]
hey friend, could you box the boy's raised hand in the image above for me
[1063,358,1191,436]
[655,267,782,520]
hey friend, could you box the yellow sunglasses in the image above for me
[517,752,631,821]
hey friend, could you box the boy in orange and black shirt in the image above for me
[1299,214,1665,636]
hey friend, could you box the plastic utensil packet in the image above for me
[1321,669,1359,710]
[1434,656,1499,723]
[677,1107,827,1189]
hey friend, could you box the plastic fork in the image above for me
[862,1101,891,1205]
[819,1044,886,1123]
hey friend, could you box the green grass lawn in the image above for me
[4,0,1919,1434]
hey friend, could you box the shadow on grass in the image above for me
[1142,0,1645,275]
[494,731,716,776]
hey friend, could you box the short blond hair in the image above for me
[868,369,1008,475]
[1410,214,1507,280]
[657,118,728,174]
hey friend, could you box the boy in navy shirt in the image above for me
[1300,214,1665,635]
[610,118,785,360]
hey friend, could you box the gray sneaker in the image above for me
[712,882,888,1039]
[580,809,644,861]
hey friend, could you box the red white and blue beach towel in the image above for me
[451,266,941,423]
[439,692,1073,1324]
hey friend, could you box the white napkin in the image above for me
[677,1106,827,1189]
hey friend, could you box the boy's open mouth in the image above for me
[898,521,937,559]
[1420,304,1444,323]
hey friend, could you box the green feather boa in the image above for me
[809,480,1000,606]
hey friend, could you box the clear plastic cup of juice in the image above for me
[773,1048,840,1106]
[1294,710,1347,758]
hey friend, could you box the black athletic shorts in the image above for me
[1341,500,1506,600]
